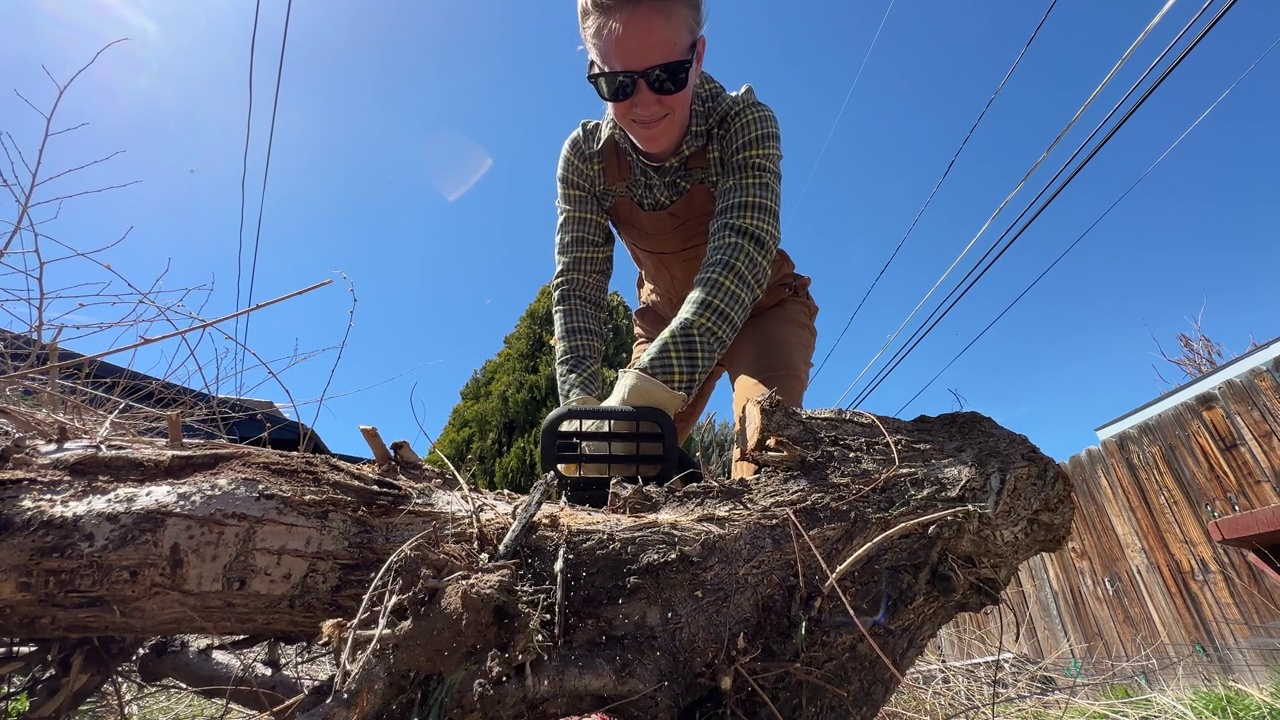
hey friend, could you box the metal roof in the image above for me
[0,328,366,462]
[1095,334,1280,441]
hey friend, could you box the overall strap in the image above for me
[602,134,631,191]
[604,134,712,190]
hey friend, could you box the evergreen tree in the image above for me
[428,283,634,493]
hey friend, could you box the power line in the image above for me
[233,0,262,395]
[239,0,294,386]
[783,0,897,232]
[847,0,1222,409]
[832,0,1193,408]
[809,0,1059,385]
[893,31,1280,416]
[850,0,1240,410]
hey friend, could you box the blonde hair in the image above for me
[577,0,705,52]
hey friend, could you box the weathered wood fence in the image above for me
[936,355,1280,687]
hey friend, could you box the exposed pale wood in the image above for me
[166,412,183,448]
[358,424,394,468]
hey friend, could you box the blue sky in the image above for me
[2,0,1277,464]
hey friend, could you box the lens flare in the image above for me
[423,130,493,203]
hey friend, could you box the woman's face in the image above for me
[590,4,703,163]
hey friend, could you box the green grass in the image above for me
[884,675,1280,720]
[1041,680,1280,719]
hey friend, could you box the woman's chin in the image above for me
[625,120,679,161]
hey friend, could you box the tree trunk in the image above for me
[0,396,1074,719]
[135,638,307,716]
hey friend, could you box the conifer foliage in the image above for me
[427,284,634,493]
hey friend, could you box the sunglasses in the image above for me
[586,42,698,103]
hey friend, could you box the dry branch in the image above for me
[0,277,334,381]
[0,395,1074,719]
[136,637,305,717]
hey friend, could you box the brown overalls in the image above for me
[602,135,819,478]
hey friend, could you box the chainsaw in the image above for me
[539,405,701,507]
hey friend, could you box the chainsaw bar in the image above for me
[539,405,679,507]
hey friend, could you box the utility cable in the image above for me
[832,0,1182,407]
[809,0,1059,385]
[233,0,262,394]
[850,0,1239,410]
[239,0,294,388]
[847,0,1221,409]
[893,31,1279,416]
[783,0,897,232]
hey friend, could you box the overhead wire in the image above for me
[238,0,294,389]
[831,0,1183,408]
[849,0,1240,410]
[847,0,1223,409]
[893,30,1280,416]
[809,0,1059,385]
[233,0,262,395]
[783,0,897,232]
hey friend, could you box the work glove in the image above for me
[583,369,686,477]
[550,370,685,480]
[551,395,599,478]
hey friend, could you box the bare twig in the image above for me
[33,150,126,188]
[331,530,436,694]
[2,39,129,262]
[0,278,333,381]
[824,506,976,592]
[589,680,668,716]
[554,544,566,647]
[785,509,906,685]
[410,383,485,545]
[734,664,784,720]
[301,272,356,452]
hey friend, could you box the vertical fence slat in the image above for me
[935,360,1280,689]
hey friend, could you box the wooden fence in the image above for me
[935,357,1280,687]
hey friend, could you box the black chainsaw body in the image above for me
[540,405,700,507]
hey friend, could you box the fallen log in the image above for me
[135,637,307,716]
[0,396,1074,719]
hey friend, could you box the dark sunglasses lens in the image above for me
[592,73,637,102]
[645,61,691,95]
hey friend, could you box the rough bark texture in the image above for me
[0,396,1074,719]
[135,638,306,716]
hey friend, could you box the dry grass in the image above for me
[878,643,1280,720]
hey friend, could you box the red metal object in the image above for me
[1208,503,1280,586]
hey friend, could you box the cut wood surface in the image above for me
[0,396,1073,719]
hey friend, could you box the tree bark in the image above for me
[135,638,307,716]
[0,396,1074,719]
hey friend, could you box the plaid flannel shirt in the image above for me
[551,72,784,404]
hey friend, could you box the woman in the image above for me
[550,0,818,481]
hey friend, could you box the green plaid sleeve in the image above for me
[550,125,614,405]
[633,97,784,398]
